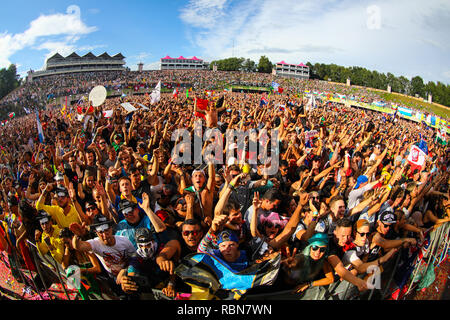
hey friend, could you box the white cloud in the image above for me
[180,0,229,28]
[0,5,97,69]
[179,0,450,83]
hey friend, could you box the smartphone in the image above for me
[129,274,150,288]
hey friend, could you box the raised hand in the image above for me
[141,192,150,210]
[252,191,262,210]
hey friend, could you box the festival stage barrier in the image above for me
[0,221,448,300]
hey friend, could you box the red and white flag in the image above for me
[407,145,426,169]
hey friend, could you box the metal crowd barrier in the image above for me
[1,222,449,300]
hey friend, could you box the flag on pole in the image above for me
[194,98,208,120]
[407,145,426,170]
[260,97,268,107]
[150,81,161,104]
[436,127,447,146]
[35,110,45,143]
[417,135,428,155]
[173,88,179,99]
[23,107,31,114]
[8,112,15,119]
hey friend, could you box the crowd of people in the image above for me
[0,70,449,300]
[1,69,437,119]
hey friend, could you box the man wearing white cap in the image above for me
[36,184,81,229]
[35,211,65,264]
[73,214,136,280]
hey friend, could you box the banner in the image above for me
[120,103,138,113]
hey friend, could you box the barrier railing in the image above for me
[1,222,448,300]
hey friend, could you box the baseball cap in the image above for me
[135,228,154,244]
[36,210,51,224]
[90,214,114,232]
[54,171,64,181]
[55,186,69,198]
[354,175,369,189]
[379,209,397,224]
[308,233,329,247]
[217,230,239,245]
[118,199,137,216]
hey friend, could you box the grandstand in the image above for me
[27,52,127,81]
[275,60,310,79]
[160,56,209,70]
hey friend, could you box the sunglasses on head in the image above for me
[182,230,199,237]
[311,245,327,253]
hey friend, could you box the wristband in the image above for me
[228,183,236,190]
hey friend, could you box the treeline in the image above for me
[307,63,450,107]
[209,56,272,73]
[0,64,20,100]
[207,56,450,107]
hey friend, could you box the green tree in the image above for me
[209,57,245,71]
[257,55,272,73]
[242,58,257,72]
[410,76,425,97]
[0,64,20,100]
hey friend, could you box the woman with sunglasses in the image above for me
[281,233,334,293]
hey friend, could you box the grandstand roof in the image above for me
[67,52,81,59]
[98,52,112,59]
[161,56,203,61]
[113,53,125,59]
[83,52,97,59]
[47,53,64,61]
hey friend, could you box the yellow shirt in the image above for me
[37,225,65,264]
[36,200,81,229]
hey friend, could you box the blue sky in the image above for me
[1,0,449,85]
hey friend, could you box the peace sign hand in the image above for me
[252,191,262,210]
[282,246,298,269]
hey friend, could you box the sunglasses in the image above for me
[182,230,199,237]
[382,223,392,228]
[357,231,371,237]
[311,245,327,253]
[265,222,282,229]
[86,206,97,211]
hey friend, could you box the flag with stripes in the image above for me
[35,110,45,143]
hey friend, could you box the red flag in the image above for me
[194,112,206,120]
[196,98,209,110]
[278,87,284,93]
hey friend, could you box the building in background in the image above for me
[275,61,309,79]
[160,56,209,70]
[28,52,126,81]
